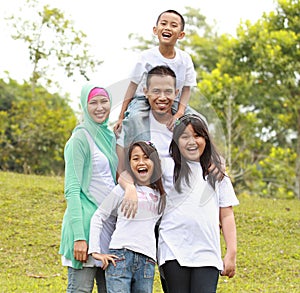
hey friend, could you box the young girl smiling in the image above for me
[158,114,239,293]
[89,141,166,293]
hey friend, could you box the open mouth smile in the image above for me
[187,147,198,152]
[138,167,148,175]
[162,32,171,39]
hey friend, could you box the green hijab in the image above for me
[73,83,118,182]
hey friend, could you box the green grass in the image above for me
[0,171,299,292]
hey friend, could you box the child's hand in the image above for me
[166,112,184,131]
[113,118,123,137]
[92,252,118,270]
[221,252,236,278]
[165,115,178,131]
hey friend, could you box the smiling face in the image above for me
[178,124,206,162]
[87,95,110,123]
[130,146,154,186]
[153,12,185,46]
[144,74,178,120]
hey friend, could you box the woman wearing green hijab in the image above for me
[59,84,119,293]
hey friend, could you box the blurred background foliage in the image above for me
[1,0,299,199]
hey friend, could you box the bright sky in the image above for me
[0,0,276,113]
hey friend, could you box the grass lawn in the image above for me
[0,171,299,292]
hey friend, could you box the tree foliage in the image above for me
[128,2,299,199]
[2,1,300,197]
[6,0,102,91]
[228,0,300,198]
[0,78,77,175]
[0,0,101,175]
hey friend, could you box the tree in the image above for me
[186,2,299,199]
[6,0,102,92]
[119,3,300,198]
[0,78,77,175]
[228,0,300,198]
[1,1,107,175]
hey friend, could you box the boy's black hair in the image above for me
[146,65,176,89]
[156,9,185,31]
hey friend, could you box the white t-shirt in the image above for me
[62,131,116,268]
[131,46,197,97]
[148,111,174,193]
[89,184,161,261]
[158,161,239,270]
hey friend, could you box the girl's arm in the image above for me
[89,188,121,254]
[89,187,121,268]
[90,206,118,270]
[91,252,118,270]
[219,206,237,278]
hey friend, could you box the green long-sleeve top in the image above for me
[59,84,118,269]
[59,129,99,269]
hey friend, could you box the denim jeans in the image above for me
[67,266,107,293]
[105,248,155,293]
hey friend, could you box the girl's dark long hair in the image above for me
[127,141,166,214]
[169,114,224,193]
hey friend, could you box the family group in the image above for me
[59,9,239,293]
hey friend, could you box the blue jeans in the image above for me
[105,248,155,293]
[67,266,107,293]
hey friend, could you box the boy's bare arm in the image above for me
[175,85,190,118]
[166,86,190,130]
[113,81,138,134]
